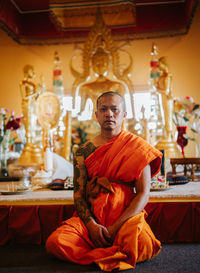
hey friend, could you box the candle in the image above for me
[44,147,53,173]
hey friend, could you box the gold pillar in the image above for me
[63,111,72,161]
[144,119,150,143]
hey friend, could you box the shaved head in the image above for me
[96,91,126,112]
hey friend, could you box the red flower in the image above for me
[5,116,23,131]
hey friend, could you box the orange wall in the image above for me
[0,4,200,156]
[0,4,200,115]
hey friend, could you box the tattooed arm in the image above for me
[73,142,111,248]
[73,147,92,225]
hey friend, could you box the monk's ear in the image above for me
[95,111,98,119]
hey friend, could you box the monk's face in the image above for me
[95,95,127,131]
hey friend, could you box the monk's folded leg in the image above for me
[94,213,145,271]
[46,217,94,264]
[114,213,144,267]
[115,212,161,267]
[137,220,161,263]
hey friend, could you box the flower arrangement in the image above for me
[173,96,200,128]
[173,96,200,156]
[0,108,23,176]
[0,108,23,146]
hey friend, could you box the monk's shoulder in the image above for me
[75,141,98,159]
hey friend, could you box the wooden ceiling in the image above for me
[0,0,198,45]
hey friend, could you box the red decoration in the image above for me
[176,126,188,157]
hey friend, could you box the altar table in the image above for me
[0,182,200,245]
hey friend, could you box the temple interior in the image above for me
[0,2,200,269]
[1,0,200,163]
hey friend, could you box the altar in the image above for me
[0,181,200,205]
[0,182,200,245]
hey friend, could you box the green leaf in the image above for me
[8,138,15,146]
[192,104,200,111]
[191,128,197,133]
[188,137,196,141]
[183,116,189,122]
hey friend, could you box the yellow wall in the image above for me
[0,4,200,156]
[0,4,200,115]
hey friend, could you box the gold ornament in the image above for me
[36,91,61,170]
[63,111,72,161]
[70,9,133,116]
[154,57,180,158]
[19,65,43,165]
[36,92,61,130]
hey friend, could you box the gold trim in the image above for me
[149,197,200,203]
[1,0,198,45]
[18,27,188,45]
[0,196,199,206]
[0,199,74,206]
[1,23,189,46]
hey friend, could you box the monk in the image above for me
[46,91,162,271]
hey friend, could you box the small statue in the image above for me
[155,57,173,142]
[20,65,40,144]
[19,64,42,165]
[154,56,180,158]
[78,46,126,115]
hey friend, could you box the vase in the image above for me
[0,131,10,177]
[176,126,188,157]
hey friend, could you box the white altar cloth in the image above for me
[0,182,200,205]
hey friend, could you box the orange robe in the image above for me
[46,130,162,271]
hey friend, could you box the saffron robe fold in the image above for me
[46,130,162,271]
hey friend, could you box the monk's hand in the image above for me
[87,220,111,248]
[106,225,118,243]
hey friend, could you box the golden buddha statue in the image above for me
[70,10,133,118]
[18,65,43,165]
[155,57,180,158]
[79,46,126,115]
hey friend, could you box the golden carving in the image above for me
[20,65,39,144]
[70,10,133,115]
[36,92,61,168]
[154,56,180,158]
[50,1,136,30]
[78,45,126,115]
[19,65,43,165]
[156,57,173,142]
[36,92,61,130]
[63,111,72,161]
